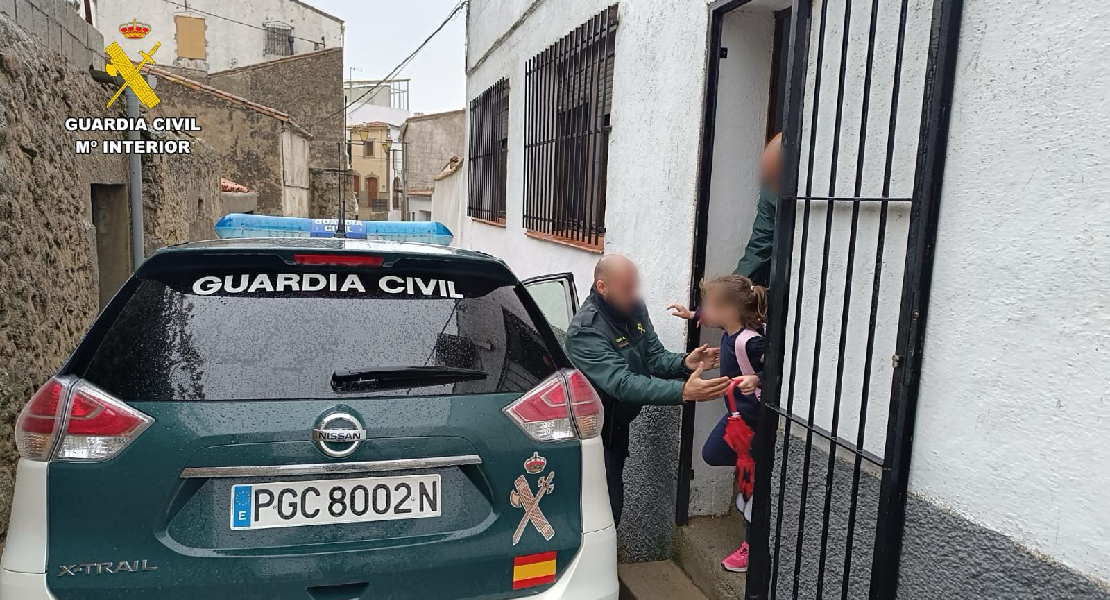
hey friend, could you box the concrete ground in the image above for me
[619,561,708,600]
[675,513,748,600]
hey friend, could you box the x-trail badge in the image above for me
[313,411,366,458]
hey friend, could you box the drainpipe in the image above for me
[126,89,144,271]
[90,67,145,271]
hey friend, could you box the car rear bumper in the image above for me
[0,529,617,600]
[533,525,618,600]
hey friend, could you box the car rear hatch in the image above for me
[41,243,592,600]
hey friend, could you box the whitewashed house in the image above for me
[92,0,342,73]
[457,0,1110,597]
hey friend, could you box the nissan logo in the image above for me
[313,412,366,458]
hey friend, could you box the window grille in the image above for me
[468,78,509,223]
[264,24,294,56]
[523,6,617,249]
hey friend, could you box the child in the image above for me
[670,274,766,573]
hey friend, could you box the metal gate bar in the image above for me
[747,0,964,597]
[869,0,964,593]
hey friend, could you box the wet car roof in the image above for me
[157,237,499,262]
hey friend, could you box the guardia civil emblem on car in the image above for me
[312,411,366,458]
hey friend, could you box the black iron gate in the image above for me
[742,0,964,598]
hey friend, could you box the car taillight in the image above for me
[293,253,384,267]
[14,377,152,462]
[15,378,71,460]
[503,369,604,442]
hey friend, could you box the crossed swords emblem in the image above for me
[510,471,555,545]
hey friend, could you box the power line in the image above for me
[158,0,328,47]
[318,0,467,126]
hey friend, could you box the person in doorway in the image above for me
[735,132,783,286]
[667,133,782,324]
[690,274,767,573]
[564,255,730,525]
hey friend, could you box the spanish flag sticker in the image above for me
[512,551,557,590]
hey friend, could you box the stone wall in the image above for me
[0,12,220,535]
[0,13,126,531]
[0,0,105,71]
[145,71,289,215]
[142,132,223,250]
[208,48,344,170]
[309,167,355,220]
[401,109,465,195]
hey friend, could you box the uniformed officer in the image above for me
[565,255,730,524]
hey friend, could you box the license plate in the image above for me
[230,474,441,530]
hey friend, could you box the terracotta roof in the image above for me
[143,64,292,122]
[350,121,390,129]
[221,178,249,192]
[408,189,433,197]
[206,47,342,78]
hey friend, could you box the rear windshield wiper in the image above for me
[331,365,488,392]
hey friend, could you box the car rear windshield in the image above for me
[80,267,559,401]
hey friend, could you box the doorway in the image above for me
[686,0,964,597]
[681,0,794,523]
[90,184,131,309]
[363,176,378,210]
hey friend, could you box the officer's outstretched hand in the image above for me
[685,343,720,370]
[682,365,731,402]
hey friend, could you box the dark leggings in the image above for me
[702,409,759,545]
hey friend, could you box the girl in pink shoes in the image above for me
[670,274,766,573]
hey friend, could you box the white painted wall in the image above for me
[93,0,342,72]
[780,0,930,460]
[431,166,466,240]
[463,0,1110,583]
[461,0,711,357]
[691,6,777,517]
[909,0,1110,585]
[781,0,1110,586]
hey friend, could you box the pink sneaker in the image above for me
[721,542,749,573]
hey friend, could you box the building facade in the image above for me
[91,0,342,74]
[145,65,312,217]
[458,0,1110,596]
[0,9,223,535]
[401,109,465,222]
[348,122,391,219]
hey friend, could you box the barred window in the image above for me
[523,6,616,250]
[467,78,509,224]
[264,24,294,56]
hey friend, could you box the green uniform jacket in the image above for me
[564,287,689,452]
[734,187,778,287]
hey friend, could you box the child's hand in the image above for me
[734,375,760,394]
[667,303,695,320]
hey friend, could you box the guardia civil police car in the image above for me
[0,238,618,600]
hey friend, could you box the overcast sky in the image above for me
[310,0,467,115]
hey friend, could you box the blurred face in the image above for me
[700,285,740,330]
[596,260,641,315]
[761,134,783,193]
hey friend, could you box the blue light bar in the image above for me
[214,214,453,245]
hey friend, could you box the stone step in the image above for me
[618,561,709,600]
[675,513,748,600]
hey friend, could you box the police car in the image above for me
[0,238,618,600]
